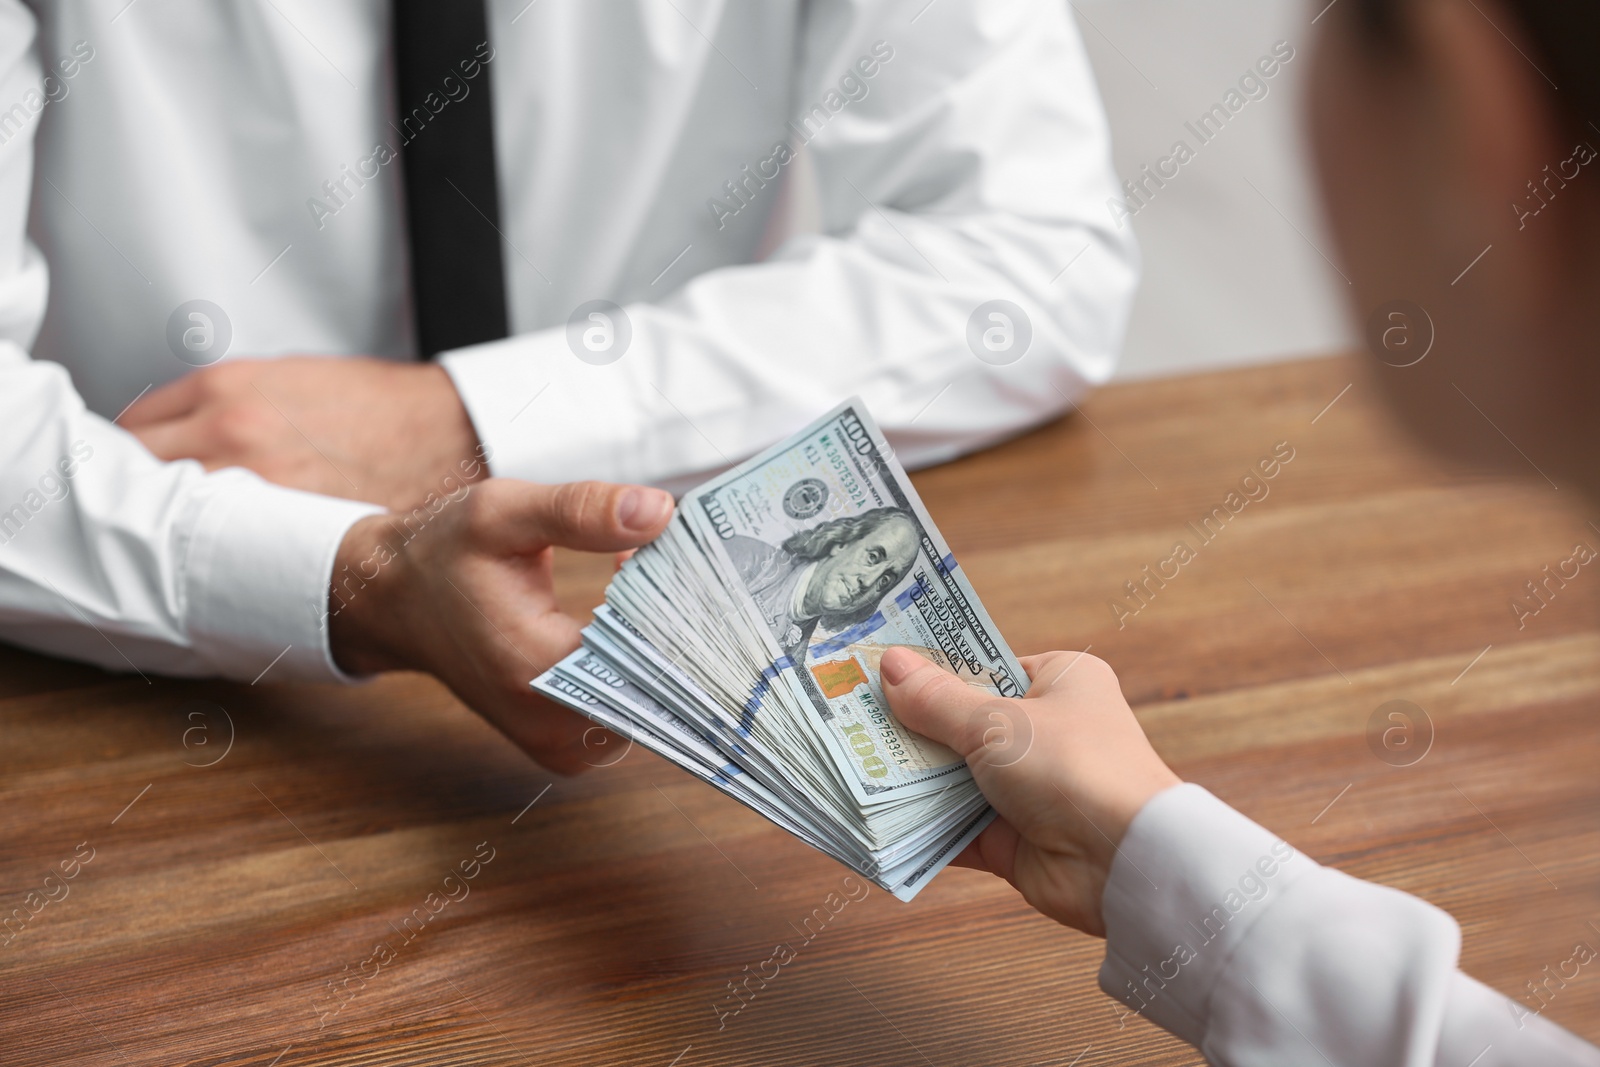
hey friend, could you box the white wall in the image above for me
[1071,1,1357,379]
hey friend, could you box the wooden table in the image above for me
[3,354,1597,1066]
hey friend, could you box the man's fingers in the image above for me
[495,693,598,776]
[474,480,675,554]
[879,647,998,758]
[118,373,202,428]
[126,418,209,463]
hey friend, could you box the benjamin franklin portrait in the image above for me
[723,507,919,662]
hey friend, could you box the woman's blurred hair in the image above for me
[1355,1,1599,136]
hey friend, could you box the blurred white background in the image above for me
[1070,0,1357,379]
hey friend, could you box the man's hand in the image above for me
[880,647,1180,936]
[122,357,483,511]
[328,478,675,774]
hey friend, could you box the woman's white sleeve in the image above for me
[1099,784,1600,1066]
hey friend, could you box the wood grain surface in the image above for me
[3,354,1597,1066]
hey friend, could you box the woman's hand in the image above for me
[880,646,1180,936]
[329,478,674,773]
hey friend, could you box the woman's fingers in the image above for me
[880,647,999,759]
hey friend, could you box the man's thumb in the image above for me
[881,647,1008,760]
[474,480,675,553]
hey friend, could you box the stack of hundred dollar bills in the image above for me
[532,399,1029,901]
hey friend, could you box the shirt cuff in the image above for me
[177,472,382,685]
[440,322,787,489]
[440,328,661,486]
[1096,783,1320,1045]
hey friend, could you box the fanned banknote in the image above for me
[532,398,1027,900]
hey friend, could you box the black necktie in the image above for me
[391,0,509,357]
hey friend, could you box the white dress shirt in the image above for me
[0,0,1136,681]
[1103,785,1600,1065]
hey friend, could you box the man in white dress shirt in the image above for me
[0,0,1135,765]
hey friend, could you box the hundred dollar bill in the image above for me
[533,398,1025,899]
[678,398,1029,806]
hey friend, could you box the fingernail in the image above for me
[880,647,921,685]
[619,488,673,532]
